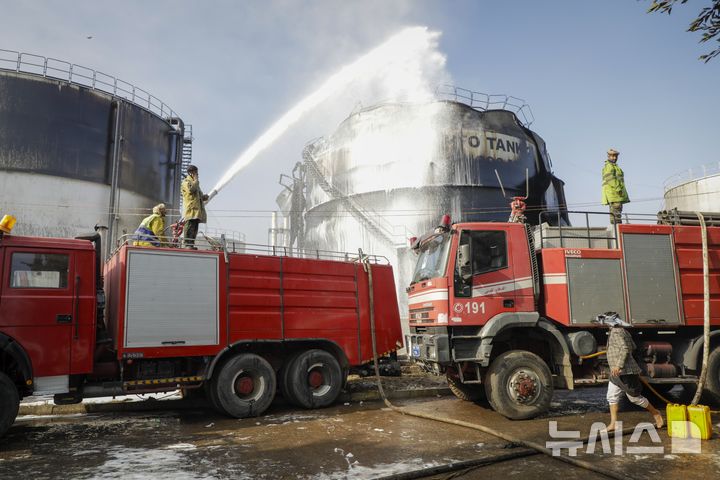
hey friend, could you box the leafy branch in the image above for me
[647,0,720,62]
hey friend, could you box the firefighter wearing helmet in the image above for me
[181,164,209,249]
[133,203,167,247]
[601,148,629,224]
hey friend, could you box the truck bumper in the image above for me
[405,333,450,367]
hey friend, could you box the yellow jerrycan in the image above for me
[686,404,713,440]
[666,404,688,438]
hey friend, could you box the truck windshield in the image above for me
[411,233,451,284]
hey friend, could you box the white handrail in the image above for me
[0,48,179,120]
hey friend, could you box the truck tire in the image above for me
[484,350,553,420]
[283,349,342,409]
[447,375,485,402]
[704,347,720,404]
[0,372,20,438]
[204,381,223,413]
[211,353,276,418]
[280,351,302,405]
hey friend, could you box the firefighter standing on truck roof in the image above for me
[133,203,167,247]
[601,148,629,224]
[181,164,208,249]
[599,313,664,433]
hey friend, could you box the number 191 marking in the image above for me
[464,301,485,314]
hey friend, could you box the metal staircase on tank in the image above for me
[301,144,407,248]
[181,124,193,176]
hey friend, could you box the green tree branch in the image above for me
[647,0,720,62]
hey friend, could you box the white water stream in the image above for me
[207,26,445,201]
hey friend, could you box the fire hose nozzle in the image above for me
[206,189,218,203]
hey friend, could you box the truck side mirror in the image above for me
[458,243,472,282]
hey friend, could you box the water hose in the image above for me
[579,351,605,360]
[358,250,628,480]
[691,212,711,406]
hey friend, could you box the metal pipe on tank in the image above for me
[270,211,278,247]
[167,119,184,231]
[106,101,124,259]
[283,216,289,248]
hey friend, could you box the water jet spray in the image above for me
[206,26,443,203]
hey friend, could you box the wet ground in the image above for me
[1,387,719,479]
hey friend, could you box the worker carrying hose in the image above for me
[181,164,209,249]
[598,312,664,432]
[133,203,167,247]
[601,149,629,224]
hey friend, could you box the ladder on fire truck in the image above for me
[301,143,407,248]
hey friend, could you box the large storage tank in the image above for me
[664,162,720,212]
[276,88,568,331]
[0,49,188,257]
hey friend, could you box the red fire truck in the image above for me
[406,213,720,419]
[0,224,402,437]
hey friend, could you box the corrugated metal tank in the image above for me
[0,52,185,257]
[664,162,720,212]
[278,96,568,335]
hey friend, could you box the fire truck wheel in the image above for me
[212,353,276,418]
[204,381,223,413]
[447,375,486,402]
[280,351,302,406]
[0,372,20,438]
[484,350,553,420]
[284,349,342,409]
[704,347,720,404]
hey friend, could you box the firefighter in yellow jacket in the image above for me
[133,203,167,247]
[181,164,208,249]
[601,149,629,224]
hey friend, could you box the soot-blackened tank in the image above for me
[299,98,568,255]
[0,49,189,257]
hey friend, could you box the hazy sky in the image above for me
[2,1,718,243]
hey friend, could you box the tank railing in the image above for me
[240,242,389,264]
[537,210,620,249]
[663,160,720,191]
[0,48,178,120]
[434,84,535,127]
[203,227,246,243]
[113,233,389,264]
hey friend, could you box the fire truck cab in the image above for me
[406,215,720,419]
[0,233,98,431]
